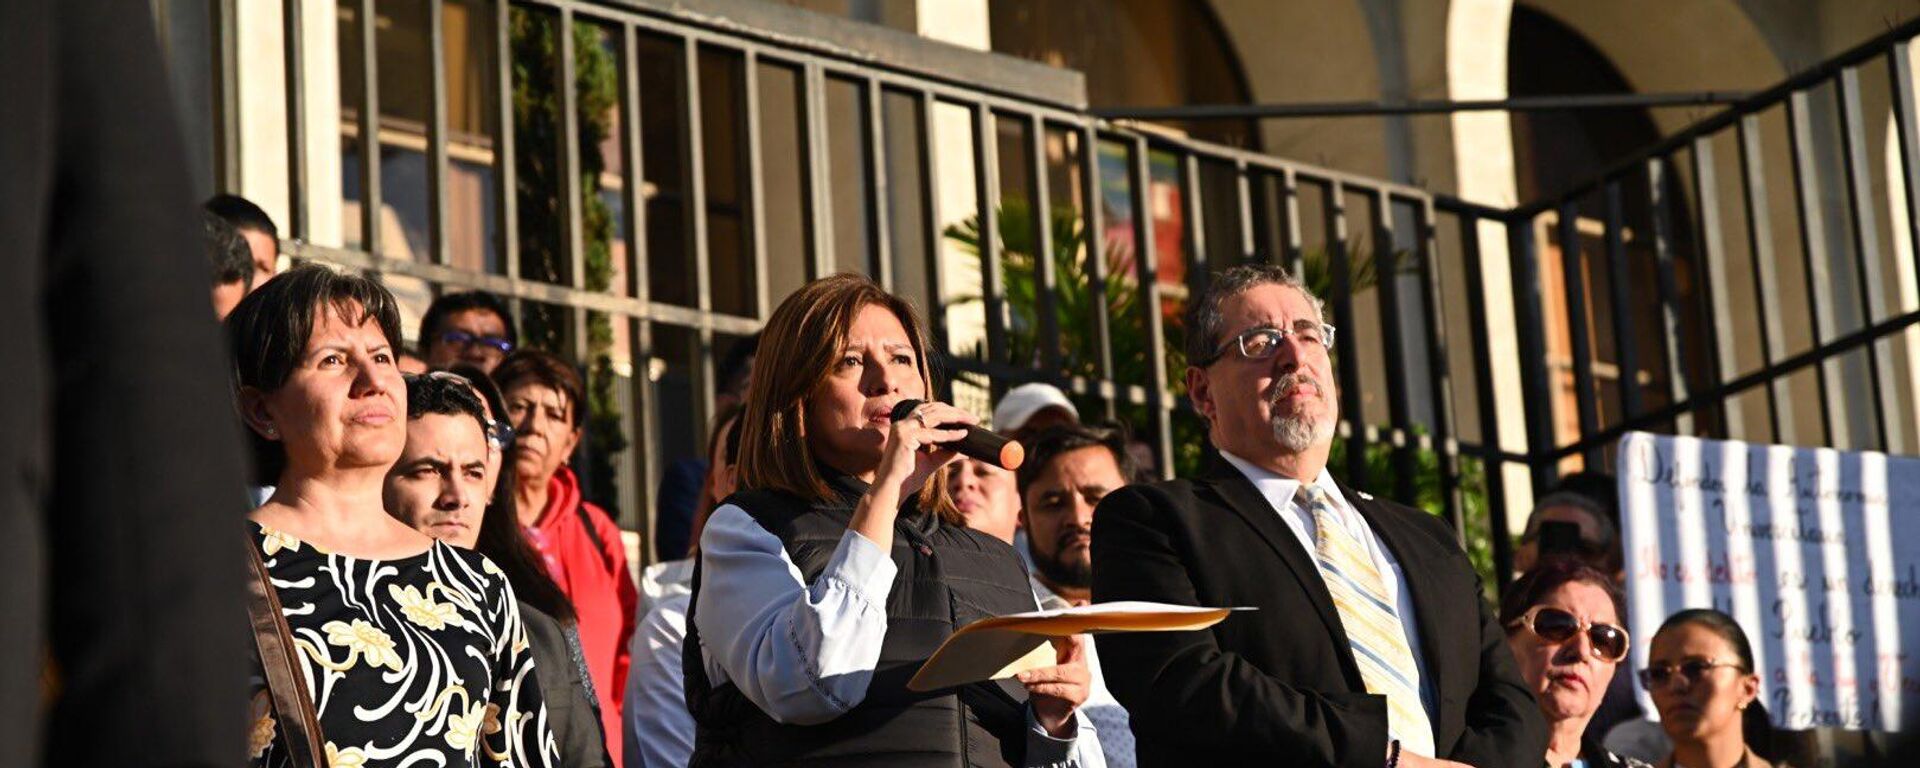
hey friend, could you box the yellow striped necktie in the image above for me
[1298,484,1436,757]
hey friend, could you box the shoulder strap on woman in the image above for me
[246,540,327,768]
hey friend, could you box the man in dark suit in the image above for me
[1,2,249,765]
[1091,264,1544,768]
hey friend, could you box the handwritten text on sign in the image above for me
[1620,432,1920,732]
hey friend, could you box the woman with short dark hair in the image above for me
[228,265,555,767]
[494,348,635,766]
[684,273,1100,766]
[1500,561,1644,768]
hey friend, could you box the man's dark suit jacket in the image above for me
[1091,462,1545,768]
[2,2,249,765]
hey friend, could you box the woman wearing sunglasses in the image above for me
[1641,609,1776,768]
[1501,560,1646,768]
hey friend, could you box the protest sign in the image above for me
[1620,431,1920,731]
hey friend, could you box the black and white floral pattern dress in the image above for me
[248,522,559,768]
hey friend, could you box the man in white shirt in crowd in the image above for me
[1018,422,1140,768]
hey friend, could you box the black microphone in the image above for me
[889,399,1025,470]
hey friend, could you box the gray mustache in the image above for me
[1267,372,1323,404]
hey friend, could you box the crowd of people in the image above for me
[197,186,1801,768]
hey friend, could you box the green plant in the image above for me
[511,10,627,509]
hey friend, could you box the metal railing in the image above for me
[223,0,1920,581]
[1476,15,1920,492]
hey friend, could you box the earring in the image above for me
[264,425,278,437]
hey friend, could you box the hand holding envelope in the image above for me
[907,601,1250,691]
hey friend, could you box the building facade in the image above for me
[154,0,1920,588]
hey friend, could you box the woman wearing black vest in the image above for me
[684,274,1102,767]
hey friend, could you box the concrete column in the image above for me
[1445,0,1535,520]
[231,1,344,256]
[234,1,292,234]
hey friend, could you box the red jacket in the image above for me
[524,466,636,767]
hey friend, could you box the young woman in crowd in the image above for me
[1643,609,1779,768]
[385,371,609,767]
[682,273,1102,766]
[1501,560,1646,768]
[496,349,635,766]
[227,265,554,766]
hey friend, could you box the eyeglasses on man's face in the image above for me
[1639,657,1745,690]
[440,329,514,355]
[1199,320,1337,367]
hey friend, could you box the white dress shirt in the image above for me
[1215,451,1437,720]
[694,502,1105,767]
[624,592,693,768]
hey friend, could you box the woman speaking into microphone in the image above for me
[683,274,1102,767]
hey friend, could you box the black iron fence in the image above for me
[219,0,1920,581]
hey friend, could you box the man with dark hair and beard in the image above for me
[1090,264,1544,767]
[1017,422,1138,767]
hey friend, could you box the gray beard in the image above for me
[1267,371,1336,452]
[1272,410,1333,452]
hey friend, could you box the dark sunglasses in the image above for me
[1639,658,1745,690]
[440,329,515,355]
[1507,605,1630,662]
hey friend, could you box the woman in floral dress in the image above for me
[227,265,558,767]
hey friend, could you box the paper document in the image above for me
[906,601,1248,692]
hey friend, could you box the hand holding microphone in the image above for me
[890,399,1024,471]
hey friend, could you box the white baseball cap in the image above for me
[993,382,1079,434]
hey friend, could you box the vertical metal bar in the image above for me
[495,0,520,282]
[427,0,450,267]
[1646,158,1696,435]
[621,23,658,544]
[866,78,893,290]
[357,0,382,258]
[625,25,664,541]
[1183,153,1211,304]
[744,52,770,318]
[282,0,309,241]
[800,62,833,278]
[558,8,588,361]
[1031,114,1062,375]
[1237,160,1257,263]
[1130,137,1175,477]
[1787,89,1848,447]
[1416,201,1465,539]
[1736,115,1796,444]
[215,0,240,192]
[1690,138,1747,440]
[1325,182,1369,486]
[1838,67,1903,452]
[1083,127,1118,422]
[1508,218,1557,493]
[682,39,715,438]
[1461,217,1513,585]
[1556,201,1603,465]
[1282,169,1305,276]
[1374,190,1418,504]
[974,105,1008,368]
[918,92,951,399]
[1602,183,1644,423]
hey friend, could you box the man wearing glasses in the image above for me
[1091,264,1545,767]
[420,290,518,374]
